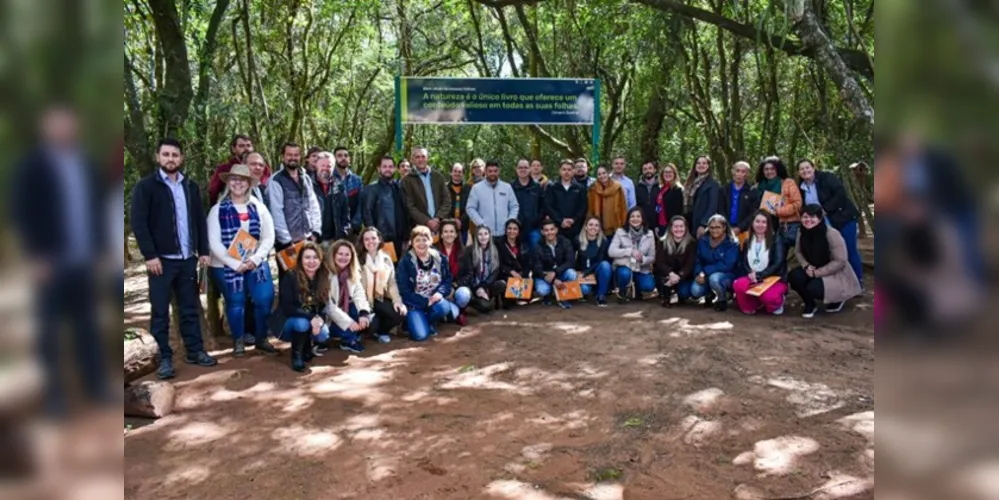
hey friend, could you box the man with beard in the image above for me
[305,146,323,178]
[467,160,519,237]
[313,152,352,242]
[634,159,661,233]
[268,143,323,258]
[130,138,217,379]
[333,146,364,235]
[208,134,270,204]
[448,162,472,243]
[545,159,589,247]
[574,158,596,188]
[363,156,410,256]
[530,159,549,188]
[612,155,638,210]
[400,146,451,234]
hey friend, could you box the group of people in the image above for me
[130,134,865,379]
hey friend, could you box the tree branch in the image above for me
[471,0,542,7]
[631,0,873,80]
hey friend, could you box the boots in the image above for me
[659,286,673,308]
[303,335,315,363]
[470,297,493,315]
[291,332,307,373]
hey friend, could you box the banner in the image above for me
[401,78,596,125]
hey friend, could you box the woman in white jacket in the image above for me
[359,227,407,344]
[207,164,277,357]
[608,207,657,303]
[325,240,372,354]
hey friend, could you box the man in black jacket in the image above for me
[544,160,588,248]
[312,152,352,242]
[10,106,111,416]
[362,156,410,256]
[719,161,758,237]
[512,158,544,249]
[634,160,661,233]
[130,138,218,380]
[532,220,578,309]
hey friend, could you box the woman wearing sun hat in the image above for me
[207,164,278,357]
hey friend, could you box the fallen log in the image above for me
[124,381,176,419]
[124,329,159,384]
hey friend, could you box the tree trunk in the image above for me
[124,381,176,419]
[147,0,194,138]
[124,329,160,384]
[788,0,873,133]
[640,87,667,161]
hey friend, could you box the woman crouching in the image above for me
[397,226,461,341]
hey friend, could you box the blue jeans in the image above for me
[780,222,800,249]
[579,261,612,299]
[527,229,543,251]
[690,272,735,301]
[407,299,458,342]
[535,269,578,298]
[282,317,330,343]
[837,220,864,285]
[675,280,694,301]
[328,305,363,343]
[614,267,657,295]
[455,287,472,309]
[210,267,275,342]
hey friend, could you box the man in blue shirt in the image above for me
[131,138,217,380]
[719,161,757,237]
[611,155,637,210]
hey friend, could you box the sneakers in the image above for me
[375,334,392,344]
[773,305,785,316]
[714,300,728,312]
[185,351,218,367]
[242,334,256,346]
[827,302,847,314]
[157,358,176,380]
[802,304,818,319]
[233,339,246,358]
[311,345,325,358]
[558,301,573,310]
[616,293,630,305]
[597,297,608,308]
[340,341,366,354]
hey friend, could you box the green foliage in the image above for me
[123,0,874,198]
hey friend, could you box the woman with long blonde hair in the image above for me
[655,216,697,307]
[324,240,372,354]
[358,227,407,344]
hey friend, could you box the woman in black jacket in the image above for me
[797,160,863,286]
[731,211,788,316]
[279,242,330,372]
[655,163,685,237]
[576,217,612,306]
[683,156,721,239]
[655,216,697,307]
[496,219,532,308]
[455,226,504,315]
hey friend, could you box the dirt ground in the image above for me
[124,257,874,500]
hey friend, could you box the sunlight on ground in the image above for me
[763,375,847,418]
[484,480,624,500]
[490,321,593,335]
[734,436,821,476]
[309,368,394,404]
[684,388,725,413]
[438,363,530,395]
[658,318,734,338]
[677,415,722,446]
[271,425,342,457]
[162,464,212,488]
[165,421,231,451]
[524,409,595,431]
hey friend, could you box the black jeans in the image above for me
[369,298,405,335]
[788,267,825,310]
[148,258,205,360]
[38,265,108,415]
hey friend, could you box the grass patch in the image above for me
[621,416,645,429]
[525,461,541,470]
[458,365,477,374]
[124,329,140,342]
[591,467,623,482]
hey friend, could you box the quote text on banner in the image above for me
[401,78,596,125]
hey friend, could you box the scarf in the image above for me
[476,246,492,284]
[799,221,832,268]
[759,177,783,195]
[219,200,265,293]
[628,225,645,249]
[684,173,709,214]
[450,182,464,218]
[365,253,392,301]
[656,182,674,228]
[336,267,351,313]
